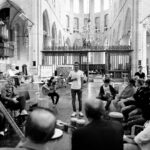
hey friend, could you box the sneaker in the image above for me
[71,112,77,117]
[4,128,8,133]
[0,131,4,136]
[20,110,28,116]
[79,112,84,117]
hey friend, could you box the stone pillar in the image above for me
[79,0,84,33]
[101,0,104,12]
[89,0,94,41]
[141,26,147,77]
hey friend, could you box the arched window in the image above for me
[73,0,79,13]
[95,17,100,32]
[94,0,101,13]
[104,0,110,10]
[73,17,79,32]
[66,15,70,29]
[66,0,70,12]
[84,0,89,14]
[104,14,109,31]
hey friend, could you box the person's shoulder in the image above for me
[72,126,87,137]
[78,70,84,75]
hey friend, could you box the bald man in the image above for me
[17,107,56,150]
[72,99,124,150]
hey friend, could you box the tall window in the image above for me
[66,15,70,29]
[104,14,109,31]
[95,17,100,32]
[94,0,101,13]
[73,0,79,13]
[84,0,89,14]
[104,0,110,10]
[73,17,79,32]
[66,0,70,12]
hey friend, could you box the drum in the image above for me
[70,118,78,127]
[76,119,86,128]
[56,120,68,132]
[108,112,124,122]
[51,128,63,140]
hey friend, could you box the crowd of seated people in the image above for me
[0,66,149,150]
[97,76,150,132]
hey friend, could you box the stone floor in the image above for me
[0,80,103,149]
[0,78,124,149]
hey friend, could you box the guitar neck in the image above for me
[0,101,25,141]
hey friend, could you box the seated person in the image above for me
[42,77,59,105]
[72,99,124,150]
[0,107,57,150]
[122,79,150,123]
[110,78,136,112]
[5,64,20,87]
[124,105,150,150]
[17,107,56,150]
[1,78,27,116]
[118,78,144,111]
[97,78,117,110]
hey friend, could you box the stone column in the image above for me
[142,25,147,77]
[79,0,84,33]
[89,0,94,42]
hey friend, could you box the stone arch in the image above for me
[52,22,57,49]
[43,10,50,49]
[73,39,82,48]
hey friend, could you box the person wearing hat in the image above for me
[72,99,124,150]
[135,66,145,80]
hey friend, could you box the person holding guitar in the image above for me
[42,76,59,106]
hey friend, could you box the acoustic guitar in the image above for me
[0,101,25,141]
[42,85,50,95]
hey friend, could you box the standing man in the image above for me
[134,66,145,79]
[68,62,84,117]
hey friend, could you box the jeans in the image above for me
[48,92,59,104]
[3,96,26,113]
[71,89,82,112]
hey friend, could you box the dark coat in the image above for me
[72,119,124,150]
[99,84,117,100]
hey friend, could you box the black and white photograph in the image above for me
[0,0,150,150]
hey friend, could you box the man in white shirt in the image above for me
[68,62,84,117]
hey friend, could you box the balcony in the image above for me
[0,42,14,57]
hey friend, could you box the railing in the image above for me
[0,42,14,57]
[42,45,132,52]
